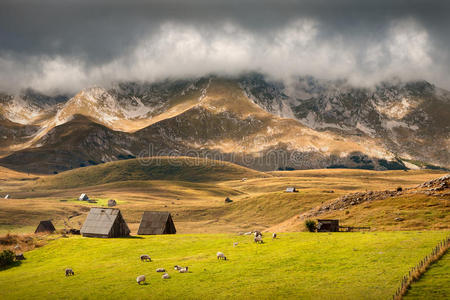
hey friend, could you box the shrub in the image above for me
[305,220,316,232]
[0,250,15,267]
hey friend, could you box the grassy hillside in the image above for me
[0,166,447,234]
[0,231,448,300]
[307,193,449,231]
[35,157,268,189]
[404,252,450,299]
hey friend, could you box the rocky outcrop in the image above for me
[300,174,450,219]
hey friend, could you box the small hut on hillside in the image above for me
[79,193,89,201]
[80,208,130,238]
[317,219,339,232]
[4,194,10,199]
[285,187,298,193]
[108,199,117,207]
[137,211,176,235]
[35,220,56,233]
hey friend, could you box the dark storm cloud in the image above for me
[1,0,450,93]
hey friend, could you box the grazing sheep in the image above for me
[140,255,151,262]
[233,242,238,247]
[174,265,182,270]
[216,252,227,260]
[254,235,263,244]
[162,273,170,279]
[272,233,277,239]
[156,268,166,272]
[65,268,74,276]
[254,231,262,238]
[136,275,146,285]
[179,267,189,273]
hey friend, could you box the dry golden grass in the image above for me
[0,160,447,235]
[0,232,51,252]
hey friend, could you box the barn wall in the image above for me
[164,216,176,234]
[108,213,130,237]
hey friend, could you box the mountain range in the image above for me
[0,74,449,174]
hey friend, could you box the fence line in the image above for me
[392,236,449,300]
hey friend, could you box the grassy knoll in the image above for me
[404,251,450,299]
[303,193,450,231]
[34,157,268,189]
[0,231,448,299]
[0,163,447,234]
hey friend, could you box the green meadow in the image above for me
[404,252,450,299]
[0,231,448,300]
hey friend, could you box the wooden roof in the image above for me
[80,208,129,237]
[35,220,55,233]
[137,211,176,235]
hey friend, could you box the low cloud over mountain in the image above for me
[1,0,450,94]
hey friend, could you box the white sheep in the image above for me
[156,268,166,272]
[140,255,151,262]
[254,235,263,244]
[179,267,189,273]
[136,275,146,285]
[162,273,170,279]
[217,252,227,260]
[233,242,238,247]
[272,233,277,239]
[174,265,182,270]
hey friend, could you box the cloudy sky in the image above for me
[1,0,450,94]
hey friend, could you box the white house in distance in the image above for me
[79,193,89,201]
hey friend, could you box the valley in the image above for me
[0,158,448,235]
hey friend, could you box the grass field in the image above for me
[404,251,450,299]
[0,231,448,300]
[0,158,448,234]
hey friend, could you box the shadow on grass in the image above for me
[0,261,22,271]
[123,236,144,239]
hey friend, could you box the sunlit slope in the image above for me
[0,232,448,299]
[1,79,406,174]
[34,156,269,189]
[270,173,450,232]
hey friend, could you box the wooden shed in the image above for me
[79,193,89,201]
[35,220,56,233]
[137,211,176,235]
[285,187,298,193]
[317,219,339,232]
[80,208,130,238]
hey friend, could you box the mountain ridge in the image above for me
[0,74,448,174]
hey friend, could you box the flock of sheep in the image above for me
[135,231,277,285]
[65,231,277,285]
[136,258,190,284]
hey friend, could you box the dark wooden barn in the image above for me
[35,220,56,233]
[137,211,176,235]
[80,208,130,238]
[317,219,340,232]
